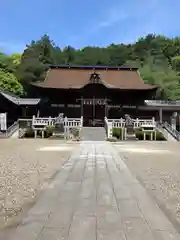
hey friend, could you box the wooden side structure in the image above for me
[0,88,40,129]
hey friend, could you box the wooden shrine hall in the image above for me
[1,65,180,128]
[30,65,158,126]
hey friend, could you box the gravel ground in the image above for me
[0,139,76,231]
[114,141,180,231]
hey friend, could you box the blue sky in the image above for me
[0,0,180,53]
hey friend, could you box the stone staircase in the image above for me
[80,127,106,141]
[157,123,178,141]
[126,133,137,141]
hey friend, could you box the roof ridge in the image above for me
[48,64,138,71]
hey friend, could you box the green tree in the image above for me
[0,69,23,95]
[15,33,180,100]
[172,56,180,72]
[0,52,15,73]
[10,53,22,67]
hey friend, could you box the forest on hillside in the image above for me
[1,34,180,100]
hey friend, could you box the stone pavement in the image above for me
[6,141,180,240]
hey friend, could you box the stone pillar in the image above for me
[42,130,44,138]
[121,128,124,140]
[150,132,153,141]
[171,118,176,130]
[159,108,163,123]
[124,128,127,140]
[34,129,37,138]
[64,117,68,139]
[154,130,156,141]
[143,132,146,140]
[171,112,177,130]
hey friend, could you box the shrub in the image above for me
[107,137,117,142]
[44,125,55,138]
[24,126,56,138]
[70,128,79,138]
[112,127,166,141]
[135,129,166,141]
[112,128,123,139]
[155,131,166,140]
[24,128,34,138]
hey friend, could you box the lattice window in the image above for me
[89,72,101,84]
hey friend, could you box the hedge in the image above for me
[112,127,166,141]
[23,125,55,138]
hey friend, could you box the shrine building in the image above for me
[1,65,180,128]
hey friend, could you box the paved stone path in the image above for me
[7,141,180,240]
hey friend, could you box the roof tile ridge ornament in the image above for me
[89,72,101,84]
[88,71,115,88]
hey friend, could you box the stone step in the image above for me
[126,134,137,141]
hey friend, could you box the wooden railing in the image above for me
[64,117,83,128]
[32,116,56,126]
[105,117,156,138]
[145,100,180,106]
[0,120,19,138]
[163,121,180,141]
[32,116,83,128]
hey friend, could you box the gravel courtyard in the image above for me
[114,141,180,232]
[0,139,76,232]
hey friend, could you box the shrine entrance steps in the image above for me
[125,134,137,141]
[80,127,106,141]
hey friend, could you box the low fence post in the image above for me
[124,128,127,140]
[107,122,112,138]
[32,115,35,125]
[122,127,124,140]
[136,118,139,128]
[120,118,123,128]
[64,117,68,139]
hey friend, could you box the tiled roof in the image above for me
[32,65,156,90]
[0,89,40,105]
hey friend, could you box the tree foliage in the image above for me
[0,69,23,95]
[10,53,22,67]
[2,33,180,99]
[0,52,23,95]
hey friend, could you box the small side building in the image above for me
[0,88,40,129]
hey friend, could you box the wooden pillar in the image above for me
[93,97,95,126]
[105,97,107,117]
[106,105,109,118]
[22,106,27,117]
[81,96,83,117]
